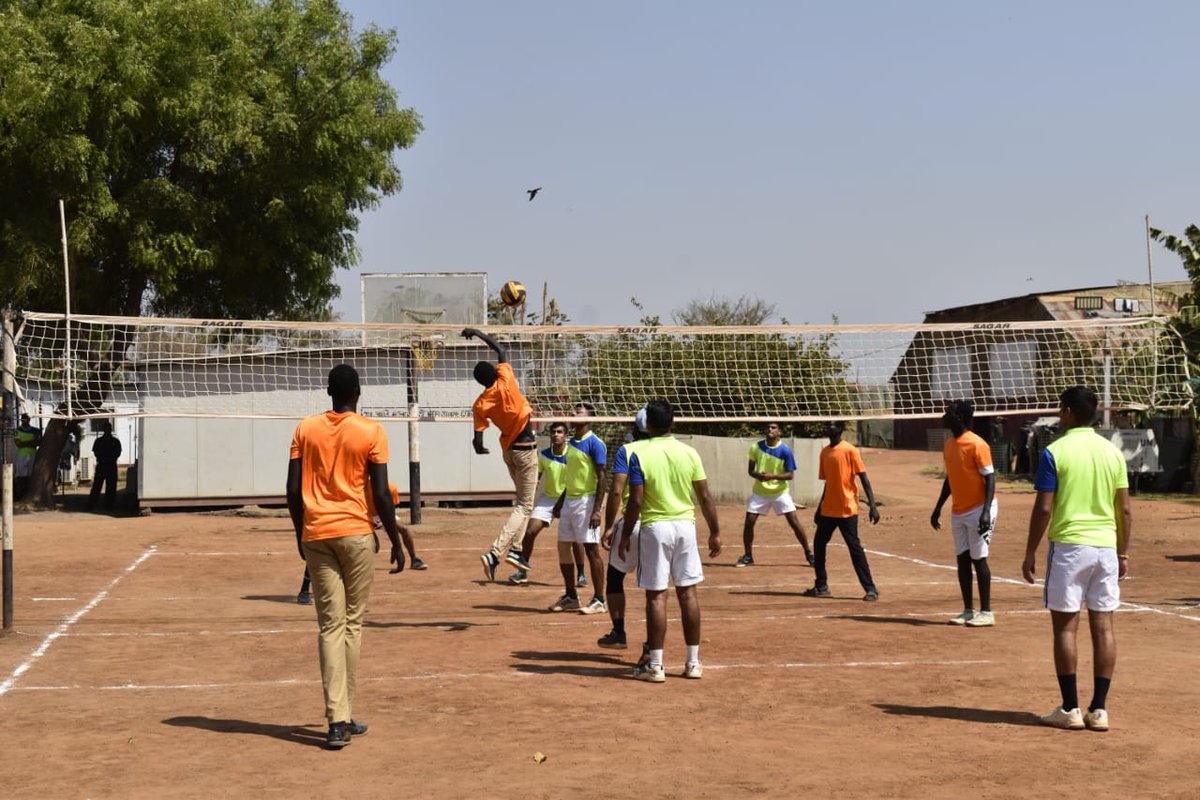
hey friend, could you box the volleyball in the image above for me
[500,280,527,307]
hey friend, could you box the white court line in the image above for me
[8,657,997,692]
[0,546,157,697]
[857,544,1200,623]
[32,597,78,602]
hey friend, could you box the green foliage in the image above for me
[0,0,422,319]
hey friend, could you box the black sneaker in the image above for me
[480,552,498,582]
[410,557,428,571]
[507,569,529,585]
[325,722,352,749]
[296,591,312,605]
[734,554,754,567]
[801,585,832,598]
[863,589,880,602]
[346,720,368,736]
[598,629,628,649]
[506,551,532,571]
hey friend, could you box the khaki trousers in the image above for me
[490,447,539,558]
[303,533,376,724]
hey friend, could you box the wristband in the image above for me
[1118,553,1129,559]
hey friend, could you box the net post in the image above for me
[404,347,422,525]
[2,311,15,630]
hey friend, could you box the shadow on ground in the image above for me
[874,704,1041,726]
[510,649,632,680]
[1165,554,1200,562]
[365,619,491,631]
[163,716,326,747]
[828,614,947,627]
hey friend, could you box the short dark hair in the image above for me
[645,399,674,432]
[944,399,975,426]
[1060,385,1098,425]
[327,364,361,401]
[575,402,596,415]
[826,420,845,432]
[548,420,568,433]
[473,361,497,387]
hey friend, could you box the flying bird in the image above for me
[527,187,542,201]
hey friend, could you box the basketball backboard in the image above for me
[361,272,487,327]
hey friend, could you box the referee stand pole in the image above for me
[3,312,16,630]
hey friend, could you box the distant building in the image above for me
[890,281,1191,450]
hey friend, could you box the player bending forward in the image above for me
[618,399,721,682]
[736,422,814,568]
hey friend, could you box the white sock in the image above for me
[649,648,664,667]
[686,645,699,664]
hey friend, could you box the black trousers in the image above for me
[813,514,876,592]
[90,463,119,507]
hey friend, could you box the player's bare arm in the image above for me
[602,472,628,549]
[1023,489,1055,583]
[930,477,951,530]
[979,472,996,533]
[859,472,881,524]
[1115,487,1132,579]
[368,462,405,574]
[460,327,507,362]
[618,484,643,559]
[694,479,722,557]
[285,458,306,559]
[590,464,606,528]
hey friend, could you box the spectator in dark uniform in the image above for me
[89,422,122,510]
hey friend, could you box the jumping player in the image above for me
[1024,385,1131,732]
[618,399,721,682]
[598,406,651,649]
[736,422,815,568]
[930,400,996,626]
[507,421,571,585]
[463,327,537,581]
[803,421,881,601]
[548,403,608,613]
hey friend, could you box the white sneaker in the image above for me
[1041,706,1084,730]
[579,597,607,615]
[1083,708,1109,731]
[965,610,995,627]
[682,662,703,680]
[948,610,974,626]
[633,662,666,683]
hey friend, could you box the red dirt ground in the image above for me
[1,448,1197,799]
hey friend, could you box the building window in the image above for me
[931,347,971,400]
[988,340,1037,398]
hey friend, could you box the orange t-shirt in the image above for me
[290,410,389,541]
[818,441,866,518]
[942,431,993,514]
[471,362,532,450]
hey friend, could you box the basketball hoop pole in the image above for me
[404,347,422,524]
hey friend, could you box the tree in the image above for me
[0,0,422,506]
[1151,224,1200,491]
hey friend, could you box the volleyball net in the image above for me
[8,312,1193,423]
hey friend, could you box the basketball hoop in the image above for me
[411,335,444,370]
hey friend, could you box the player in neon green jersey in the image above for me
[737,422,814,568]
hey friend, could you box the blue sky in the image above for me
[333,0,1199,325]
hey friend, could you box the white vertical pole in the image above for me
[1102,326,1112,428]
[59,200,73,419]
[1145,214,1159,412]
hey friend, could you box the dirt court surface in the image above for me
[1,448,1197,799]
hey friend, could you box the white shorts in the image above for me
[636,519,704,591]
[529,493,559,524]
[1044,542,1120,613]
[746,491,797,516]
[950,499,998,560]
[608,516,641,574]
[557,495,600,543]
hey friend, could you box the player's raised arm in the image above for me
[461,327,507,362]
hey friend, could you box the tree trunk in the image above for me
[22,418,68,508]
